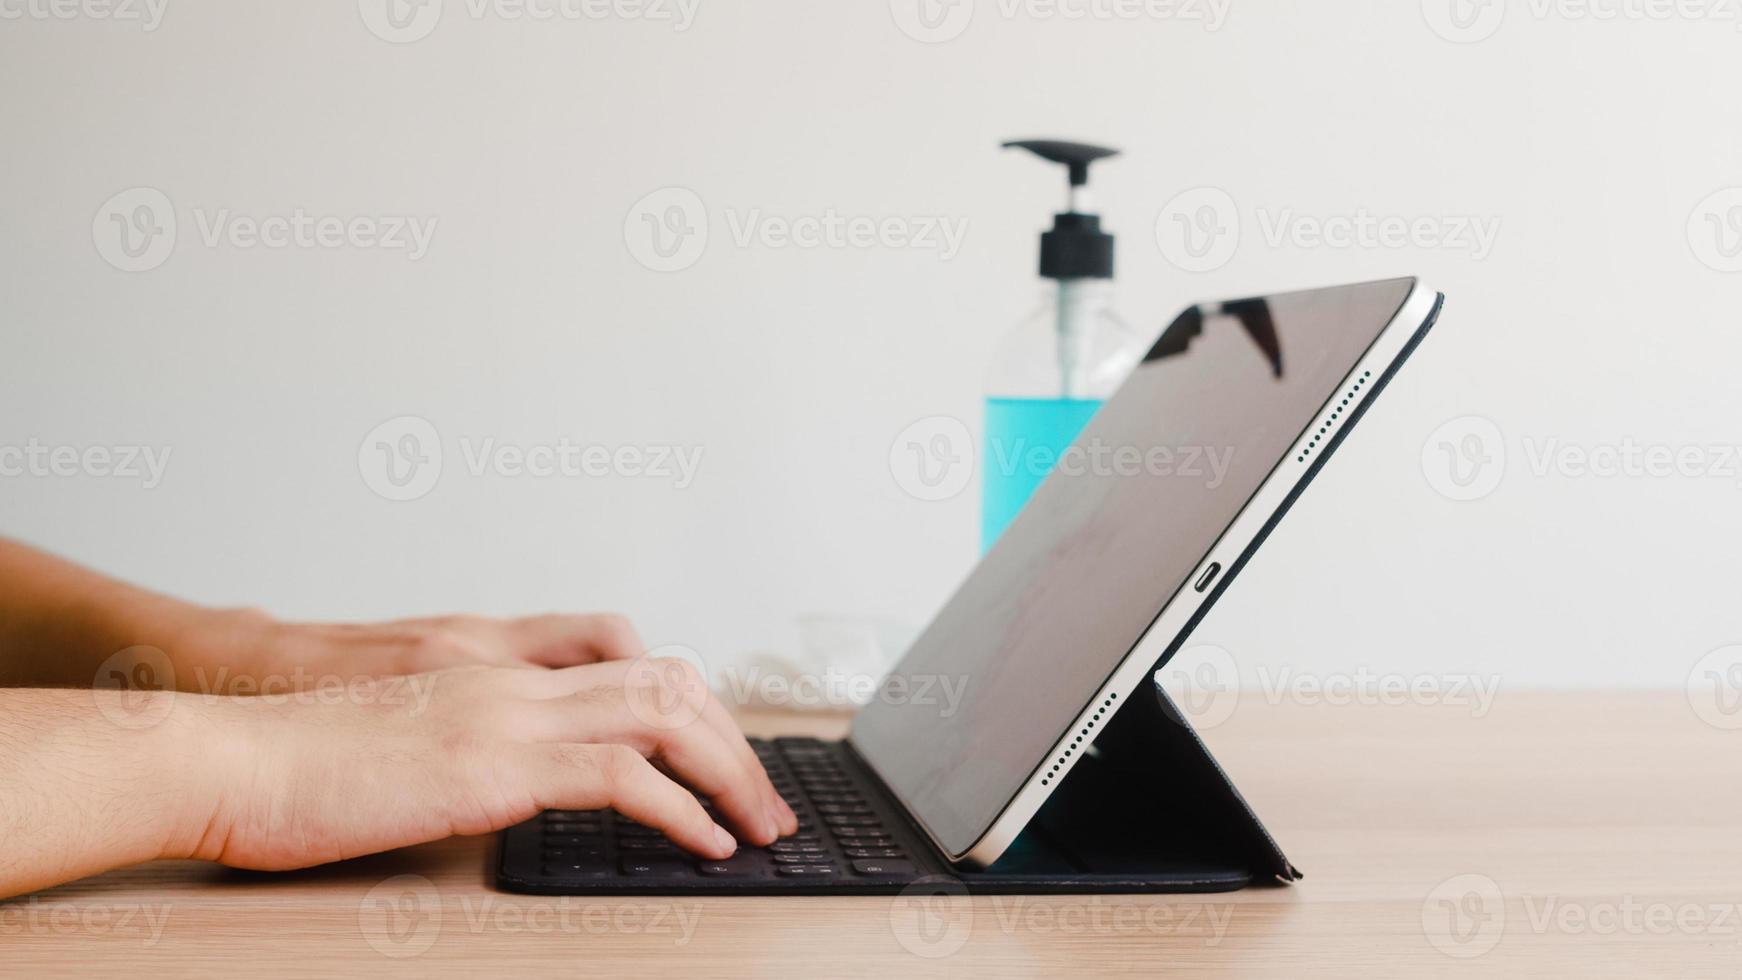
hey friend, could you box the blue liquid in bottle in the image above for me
[981,397,1104,551]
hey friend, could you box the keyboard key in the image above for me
[698,856,760,877]
[543,863,612,878]
[545,810,599,821]
[621,858,691,877]
[545,834,604,847]
[619,838,680,852]
[825,814,880,827]
[816,804,871,816]
[844,846,905,859]
[545,821,601,835]
[851,859,915,877]
[769,842,827,855]
[616,824,662,837]
[832,828,892,841]
[772,852,828,865]
[776,865,837,878]
[543,846,606,861]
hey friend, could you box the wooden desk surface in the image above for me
[4,692,1739,978]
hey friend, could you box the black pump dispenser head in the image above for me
[1003,139,1119,281]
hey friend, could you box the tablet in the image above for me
[850,276,1443,867]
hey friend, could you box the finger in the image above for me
[519,682,779,845]
[695,694,799,835]
[505,658,631,700]
[506,614,645,667]
[526,743,736,860]
[514,660,795,835]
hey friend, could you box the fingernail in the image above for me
[712,825,737,856]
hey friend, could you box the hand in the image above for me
[0,538,646,691]
[170,609,652,695]
[178,659,800,870]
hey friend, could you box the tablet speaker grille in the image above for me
[1040,690,1118,787]
[1296,369,1371,464]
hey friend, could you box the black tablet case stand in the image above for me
[948,672,1299,892]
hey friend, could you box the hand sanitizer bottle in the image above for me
[983,140,1143,551]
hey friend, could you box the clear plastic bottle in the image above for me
[982,141,1144,551]
[983,281,1141,550]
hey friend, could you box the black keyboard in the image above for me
[497,737,942,894]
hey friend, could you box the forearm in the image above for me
[0,662,794,896]
[0,538,266,690]
[0,688,224,898]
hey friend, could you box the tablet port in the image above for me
[1194,562,1222,593]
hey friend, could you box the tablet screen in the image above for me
[849,277,1419,858]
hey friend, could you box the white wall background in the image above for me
[3,0,1740,689]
